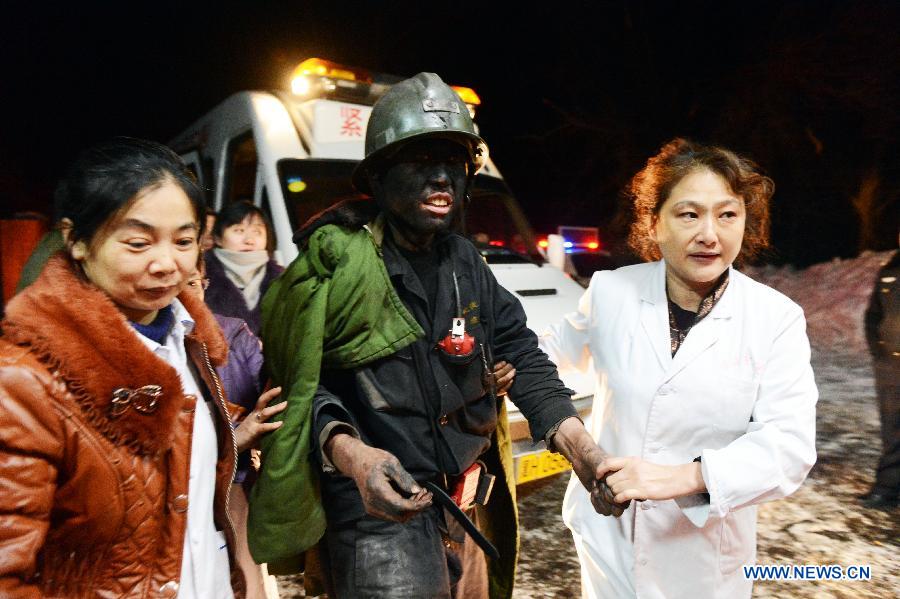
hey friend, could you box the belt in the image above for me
[424,481,500,560]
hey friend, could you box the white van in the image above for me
[170,58,594,483]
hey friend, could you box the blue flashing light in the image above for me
[563,241,574,248]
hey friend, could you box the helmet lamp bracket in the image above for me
[423,99,461,113]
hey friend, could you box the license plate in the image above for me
[516,450,571,484]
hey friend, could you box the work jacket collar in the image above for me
[382,230,481,345]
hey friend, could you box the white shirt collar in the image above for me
[171,297,197,337]
[131,299,196,354]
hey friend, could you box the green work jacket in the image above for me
[248,220,519,598]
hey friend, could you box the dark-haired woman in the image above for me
[0,138,279,597]
[541,139,817,598]
[205,202,283,336]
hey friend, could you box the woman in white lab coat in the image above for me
[541,138,817,599]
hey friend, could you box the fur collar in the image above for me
[2,254,227,456]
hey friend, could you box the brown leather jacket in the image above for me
[0,255,244,598]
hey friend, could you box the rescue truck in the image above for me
[169,58,596,484]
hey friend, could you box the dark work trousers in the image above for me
[873,356,900,494]
[322,506,488,598]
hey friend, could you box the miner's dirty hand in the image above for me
[592,476,629,517]
[551,417,630,517]
[326,433,432,522]
[579,447,629,517]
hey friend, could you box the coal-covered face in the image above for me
[372,138,470,247]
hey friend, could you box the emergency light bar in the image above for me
[537,227,602,254]
[290,57,372,92]
[557,226,602,253]
[289,58,385,103]
[288,58,482,116]
[451,86,481,106]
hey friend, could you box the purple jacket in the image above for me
[205,251,283,336]
[214,314,263,411]
[214,314,263,484]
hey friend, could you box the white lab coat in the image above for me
[540,260,817,599]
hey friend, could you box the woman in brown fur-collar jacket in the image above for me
[0,139,280,598]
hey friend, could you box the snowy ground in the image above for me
[513,349,899,598]
[276,251,899,598]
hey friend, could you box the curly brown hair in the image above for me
[627,138,774,264]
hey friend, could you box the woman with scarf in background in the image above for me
[204,201,283,336]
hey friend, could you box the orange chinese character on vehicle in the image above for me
[340,107,364,137]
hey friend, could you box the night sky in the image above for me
[3,1,898,266]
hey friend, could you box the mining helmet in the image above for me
[352,72,488,194]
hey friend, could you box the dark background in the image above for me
[2,0,897,266]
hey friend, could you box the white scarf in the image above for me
[213,248,269,310]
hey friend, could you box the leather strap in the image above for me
[424,481,500,560]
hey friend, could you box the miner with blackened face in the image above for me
[252,73,617,598]
[371,137,470,250]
